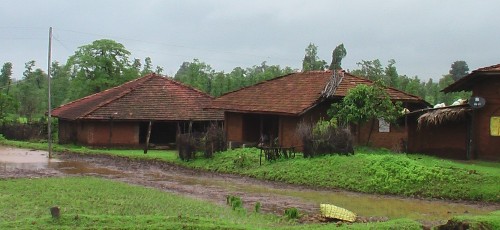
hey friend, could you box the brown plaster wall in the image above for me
[225,112,243,143]
[76,121,139,147]
[407,120,468,159]
[355,119,407,151]
[57,119,77,144]
[472,78,500,161]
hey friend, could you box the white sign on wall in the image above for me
[378,118,390,133]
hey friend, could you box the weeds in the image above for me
[226,195,244,211]
[284,207,300,220]
[254,202,262,213]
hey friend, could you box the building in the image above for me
[51,74,223,148]
[210,70,428,151]
[408,64,500,160]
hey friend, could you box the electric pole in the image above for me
[47,27,52,159]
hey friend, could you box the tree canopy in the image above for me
[302,43,326,71]
[449,60,469,81]
[329,43,347,70]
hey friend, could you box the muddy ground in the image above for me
[1,148,498,227]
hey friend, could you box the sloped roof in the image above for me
[443,63,500,93]
[52,74,223,121]
[210,70,427,116]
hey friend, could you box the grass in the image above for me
[1,138,499,202]
[180,147,500,202]
[441,210,500,229]
[0,177,424,229]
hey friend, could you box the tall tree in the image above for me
[141,57,153,75]
[0,62,13,89]
[449,60,469,81]
[14,61,47,122]
[0,62,16,123]
[302,43,326,71]
[329,43,347,70]
[351,59,384,81]
[174,59,214,93]
[66,39,133,99]
[50,61,71,107]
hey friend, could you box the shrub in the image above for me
[176,133,196,161]
[296,119,354,157]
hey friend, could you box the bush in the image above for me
[296,119,354,157]
[203,123,226,158]
[176,133,197,161]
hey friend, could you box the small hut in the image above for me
[408,64,500,161]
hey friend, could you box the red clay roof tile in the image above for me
[210,70,426,115]
[443,63,500,93]
[52,74,223,121]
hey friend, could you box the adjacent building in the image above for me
[51,74,223,148]
[210,70,428,151]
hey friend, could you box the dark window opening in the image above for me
[242,114,279,145]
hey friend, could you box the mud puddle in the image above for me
[1,146,498,226]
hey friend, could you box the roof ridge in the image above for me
[77,74,156,118]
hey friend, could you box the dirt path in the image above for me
[1,147,498,227]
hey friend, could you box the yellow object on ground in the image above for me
[320,204,357,222]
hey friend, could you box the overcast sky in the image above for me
[1,0,499,81]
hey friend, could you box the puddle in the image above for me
[0,146,61,170]
[53,161,124,176]
[143,173,497,221]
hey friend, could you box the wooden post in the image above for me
[144,120,152,154]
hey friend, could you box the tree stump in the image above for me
[50,206,60,219]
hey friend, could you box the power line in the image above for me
[54,28,296,62]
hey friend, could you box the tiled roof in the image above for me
[52,74,223,121]
[443,63,500,93]
[210,70,426,116]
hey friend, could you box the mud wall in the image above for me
[76,121,140,147]
[407,119,468,159]
[472,78,500,161]
[355,119,407,151]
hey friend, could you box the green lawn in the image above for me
[0,177,424,229]
[1,138,499,202]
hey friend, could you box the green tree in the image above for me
[449,60,469,81]
[141,57,153,75]
[66,39,134,100]
[351,59,384,81]
[302,43,326,71]
[14,61,47,122]
[328,82,402,145]
[50,61,71,107]
[328,43,347,70]
[0,62,16,123]
[174,59,214,93]
[0,62,13,89]
[437,74,471,105]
